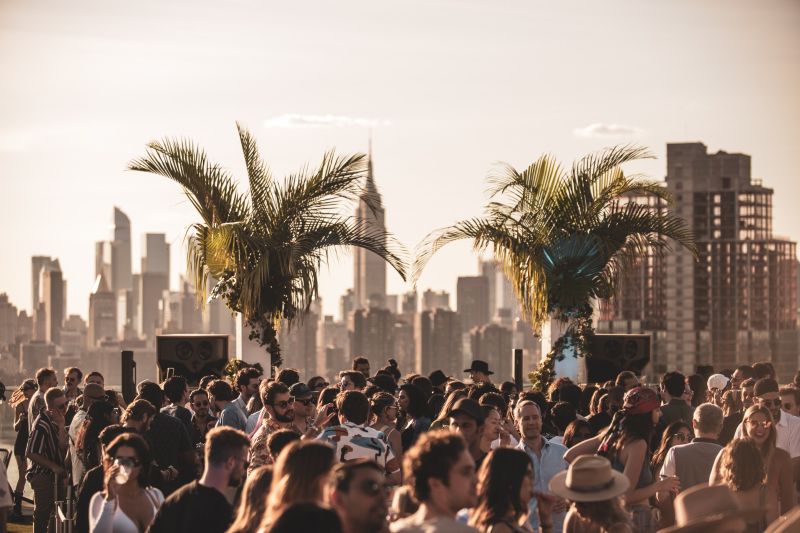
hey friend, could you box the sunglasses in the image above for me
[746,419,772,430]
[114,457,141,468]
[671,432,690,443]
[295,398,313,406]
[758,398,782,408]
[54,402,68,411]
[272,398,295,409]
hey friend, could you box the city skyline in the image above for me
[2,0,799,323]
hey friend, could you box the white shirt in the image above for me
[69,410,88,485]
[246,408,263,435]
[733,409,800,458]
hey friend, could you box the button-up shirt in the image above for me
[734,409,800,458]
[517,437,568,533]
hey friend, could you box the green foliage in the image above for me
[413,145,696,390]
[223,359,264,385]
[129,123,408,372]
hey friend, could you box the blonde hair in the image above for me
[227,465,273,533]
[741,405,777,465]
[261,440,335,528]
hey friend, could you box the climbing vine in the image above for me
[528,302,595,392]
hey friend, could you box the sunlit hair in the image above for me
[573,499,632,530]
[719,437,766,491]
[741,405,777,463]
[227,465,273,533]
[651,420,691,473]
[469,448,531,530]
[10,379,37,407]
[563,419,593,448]
[262,440,336,528]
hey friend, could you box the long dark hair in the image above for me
[651,420,691,473]
[77,401,114,470]
[433,389,467,427]
[598,410,657,463]
[399,384,427,419]
[469,448,532,530]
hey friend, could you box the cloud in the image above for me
[573,123,644,138]
[263,114,390,129]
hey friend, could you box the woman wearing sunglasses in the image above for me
[710,405,795,520]
[89,433,164,533]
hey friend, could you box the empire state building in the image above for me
[353,148,387,310]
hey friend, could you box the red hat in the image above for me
[623,386,660,415]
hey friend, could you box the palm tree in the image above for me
[128,123,407,372]
[413,145,695,390]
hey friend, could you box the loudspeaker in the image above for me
[156,334,230,386]
[121,350,137,404]
[585,334,650,384]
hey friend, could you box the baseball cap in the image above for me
[707,374,730,391]
[448,398,486,424]
[289,382,312,398]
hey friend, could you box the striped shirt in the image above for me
[26,410,65,479]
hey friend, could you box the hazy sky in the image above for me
[2,0,799,320]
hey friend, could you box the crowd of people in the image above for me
[4,357,800,533]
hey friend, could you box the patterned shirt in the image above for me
[249,418,300,474]
[26,410,65,479]
[319,422,400,473]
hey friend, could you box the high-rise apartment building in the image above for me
[89,273,117,346]
[320,315,349,376]
[457,276,490,331]
[401,291,418,314]
[353,151,387,310]
[139,272,169,346]
[600,143,798,380]
[279,312,318,374]
[111,207,133,293]
[478,259,498,320]
[415,308,462,376]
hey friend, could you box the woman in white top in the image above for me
[90,433,164,533]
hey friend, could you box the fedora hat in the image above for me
[549,455,629,502]
[428,370,450,387]
[464,360,493,375]
[658,484,764,533]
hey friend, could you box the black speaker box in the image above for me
[156,334,230,386]
[585,334,650,384]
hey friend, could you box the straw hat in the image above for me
[658,484,763,533]
[548,455,629,502]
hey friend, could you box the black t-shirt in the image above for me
[145,413,194,494]
[147,481,233,533]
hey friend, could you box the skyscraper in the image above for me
[0,293,18,346]
[353,147,387,310]
[350,307,394,360]
[422,289,450,311]
[478,258,498,320]
[415,308,462,376]
[89,273,117,346]
[600,142,798,380]
[457,276,490,331]
[31,255,51,313]
[40,259,65,345]
[111,207,133,293]
[470,323,513,381]
[142,233,170,276]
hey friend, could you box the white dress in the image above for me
[89,487,164,533]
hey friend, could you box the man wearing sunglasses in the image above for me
[26,387,68,533]
[734,378,800,460]
[290,382,316,434]
[249,381,297,472]
[329,459,388,533]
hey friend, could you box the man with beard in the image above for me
[390,431,478,532]
[248,381,298,472]
[188,388,216,445]
[329,459,389,533]
[148,427,250,533]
